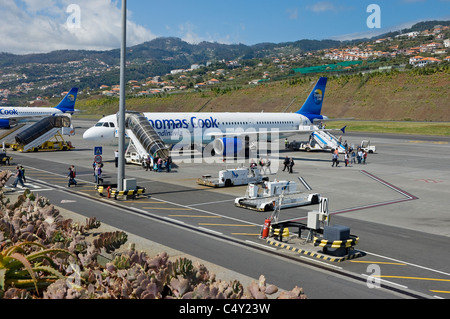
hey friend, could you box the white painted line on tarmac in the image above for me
[198,227,223,235]
[361,274,408,289]
[188,199,235,207]
[245,240,277,251]
[365,251,450,277]
[164,217,185,224]
[300,256,343,269]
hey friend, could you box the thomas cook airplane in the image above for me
[83,77,339,156]
[0,87,79,128]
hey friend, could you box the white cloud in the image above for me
[306,1,337,13]
[286,7,299,20]
[178,22,203,44]
[0,0,156,54]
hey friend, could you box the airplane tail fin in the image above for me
[296,77,327,121]
[55,87,78,113]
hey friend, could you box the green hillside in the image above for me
[76,67,450,122]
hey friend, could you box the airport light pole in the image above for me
[117,0,126,191]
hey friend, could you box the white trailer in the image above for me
[360,140,376,153]
[235,180,321,212]
[197,167,268,188]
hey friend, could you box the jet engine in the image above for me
[0,119,11,129]
[213,137,243,156]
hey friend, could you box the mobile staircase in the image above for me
[123,112,170,166]
[11,116,75,152]
[309,129,346,153]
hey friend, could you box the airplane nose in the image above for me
[83,128,97,141]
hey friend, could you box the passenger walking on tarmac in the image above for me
[288,157,295,174]
[357,148,363,164]
[282,156,289,172]
[344,151,349,167]
[68,165,77,187]
[95,163,103,185]
[11,165,25,188]
[114,150,119,168]
[166,156,172,172]
[363,151,368,164]
[264,157,271,174]
[258,158,265,171]
[351,149,356,164]
[331,149,339,167]
[20,165,26,183]
[157,157,163,172]
[285,138,289,149]
[145,155,151,171]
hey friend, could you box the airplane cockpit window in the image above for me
[109,122,115,127]
[95,122,104,127]
[103,122,110,127]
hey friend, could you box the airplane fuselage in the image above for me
[0,87,78,129]
[0,107,65,119]
[83,111,319,145]
[82,77,329,152]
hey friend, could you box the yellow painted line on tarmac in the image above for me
[409,140,448,145]
[350,260,406,266]
[430,290,450,294]
[433,141,448,144]
[375,275,450,282]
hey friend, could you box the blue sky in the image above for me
[130,0,450,44]
[0,0,449,54]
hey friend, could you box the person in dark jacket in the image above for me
[289,158,295,173]
[282,156,289,172]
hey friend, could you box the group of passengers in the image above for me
[333,145,368,167]
[250,157,272,174]
[145,155,172,172]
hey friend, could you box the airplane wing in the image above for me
[204,126,346,139]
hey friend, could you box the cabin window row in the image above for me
[95,122,116,127]
[220,121,294,125]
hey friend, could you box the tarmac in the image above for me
[2,118,450,298]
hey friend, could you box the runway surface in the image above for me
[2,119,449,299]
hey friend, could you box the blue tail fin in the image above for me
[296,77,327,121]
[55,87,78,113]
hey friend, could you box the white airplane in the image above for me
[83,77,339,156]
[0,87,79,129]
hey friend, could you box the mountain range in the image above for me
[1,20,448,69]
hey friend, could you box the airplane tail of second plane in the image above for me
[296,77,327,121]
[55,87,78,114]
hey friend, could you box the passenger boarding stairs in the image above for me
[0,124,32,146]
[21,128,61,152]
[310,129,346,153]
[14,116,74,152]
[123,112,169,164]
